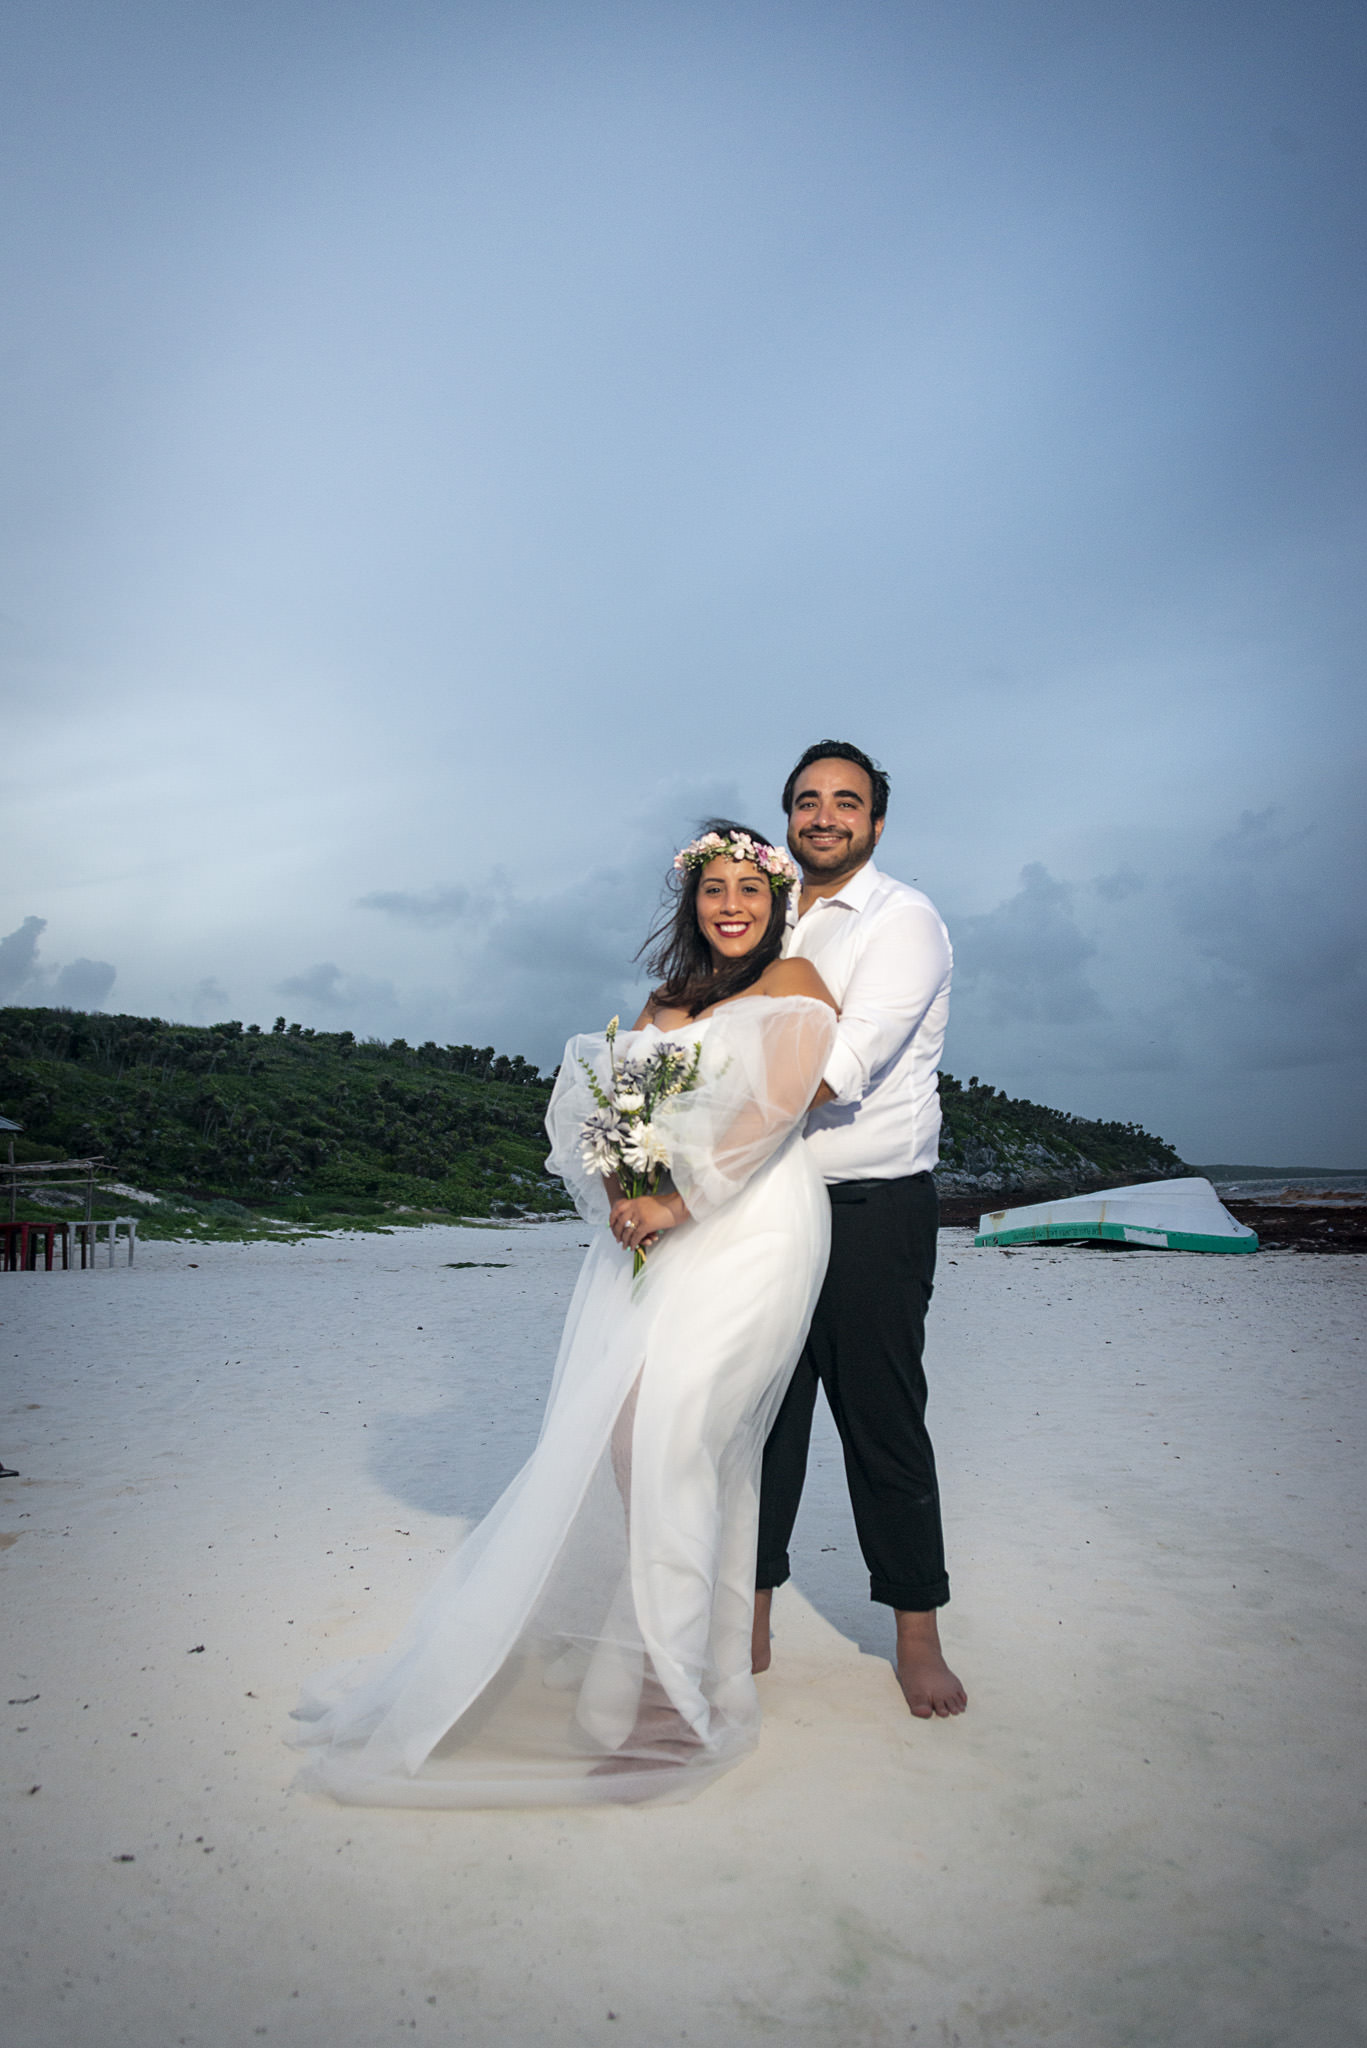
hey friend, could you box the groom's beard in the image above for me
[789,819,877,886]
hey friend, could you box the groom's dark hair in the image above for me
[781,740,890,821]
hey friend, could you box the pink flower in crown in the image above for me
[673,824,800,891]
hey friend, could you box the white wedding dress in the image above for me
[293,994,835,1806]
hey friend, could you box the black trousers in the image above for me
[756,1171,949,1611]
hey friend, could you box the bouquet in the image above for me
[579,1016,703,1274]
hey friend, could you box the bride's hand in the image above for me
[609,1194,682,1253]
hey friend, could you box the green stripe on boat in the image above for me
[974,1219,1259,1253]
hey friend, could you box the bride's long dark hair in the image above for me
[640,818,791,1018]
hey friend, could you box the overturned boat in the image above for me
[974,1176,1258,1254]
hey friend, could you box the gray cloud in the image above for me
[0,917,47,1002]
[464,873,658,1062]
[53,958,117,1009]
[350,861,663,1068]
[0,917,115,1011]
[1210,808,1313,866]
[953,864,1104,1029]
[1094,867,1145,903]
[276,962,398,1019]
[188,976,231,1020]
[357,887,471,927]
[940,798,1366,1159]
[277,963,347,1006]
[357,780,748,1065]
[1169,809,1366,1069]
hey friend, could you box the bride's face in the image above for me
[696,857,773,968]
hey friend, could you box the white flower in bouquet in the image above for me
[577,1021,705,1274]
[579,1107,625,1177]
[621,1120,671,1176]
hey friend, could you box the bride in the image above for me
[293,821,837,1805]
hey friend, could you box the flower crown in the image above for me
[673,829,800,892]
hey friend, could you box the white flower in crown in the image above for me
[615,1087,646,1114]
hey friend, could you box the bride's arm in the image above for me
[663,996,839,1222]
[754,957,838,1104]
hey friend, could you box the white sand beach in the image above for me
[3,1223,1364,2047]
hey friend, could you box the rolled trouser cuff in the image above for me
[755,1554,791,1592]
[870,1574,949,1611]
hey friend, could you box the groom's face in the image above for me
[786,758,884,882]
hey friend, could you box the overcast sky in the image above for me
[2,0,1364,1165]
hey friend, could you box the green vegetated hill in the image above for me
[0,1007,1186,1239]
[0,1006,574,1236]
[936,1071,1183,1196]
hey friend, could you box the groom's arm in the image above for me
[818,900,951,1108]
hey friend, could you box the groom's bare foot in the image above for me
[895,1608,967,1719]
[751,1587,773,1673]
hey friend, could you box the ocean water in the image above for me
[1206,1170,1367,1203]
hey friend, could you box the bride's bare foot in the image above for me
[589,1675,703,1776]
[589,1736,698,1777]
[895,1608,967,1719]
[751,1587,773,1674]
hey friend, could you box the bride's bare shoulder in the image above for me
[634,991,692,1029]
[754,957,837,1010]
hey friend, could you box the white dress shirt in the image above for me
[785,860,952,1184]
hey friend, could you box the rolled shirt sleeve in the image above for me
[822,901,953,1107]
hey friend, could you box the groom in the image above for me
[753,740,967,1718]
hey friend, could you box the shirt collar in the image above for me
[808,858,881,914]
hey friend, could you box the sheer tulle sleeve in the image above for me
[544,1033,620,1224]
[657,995,836,1222]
